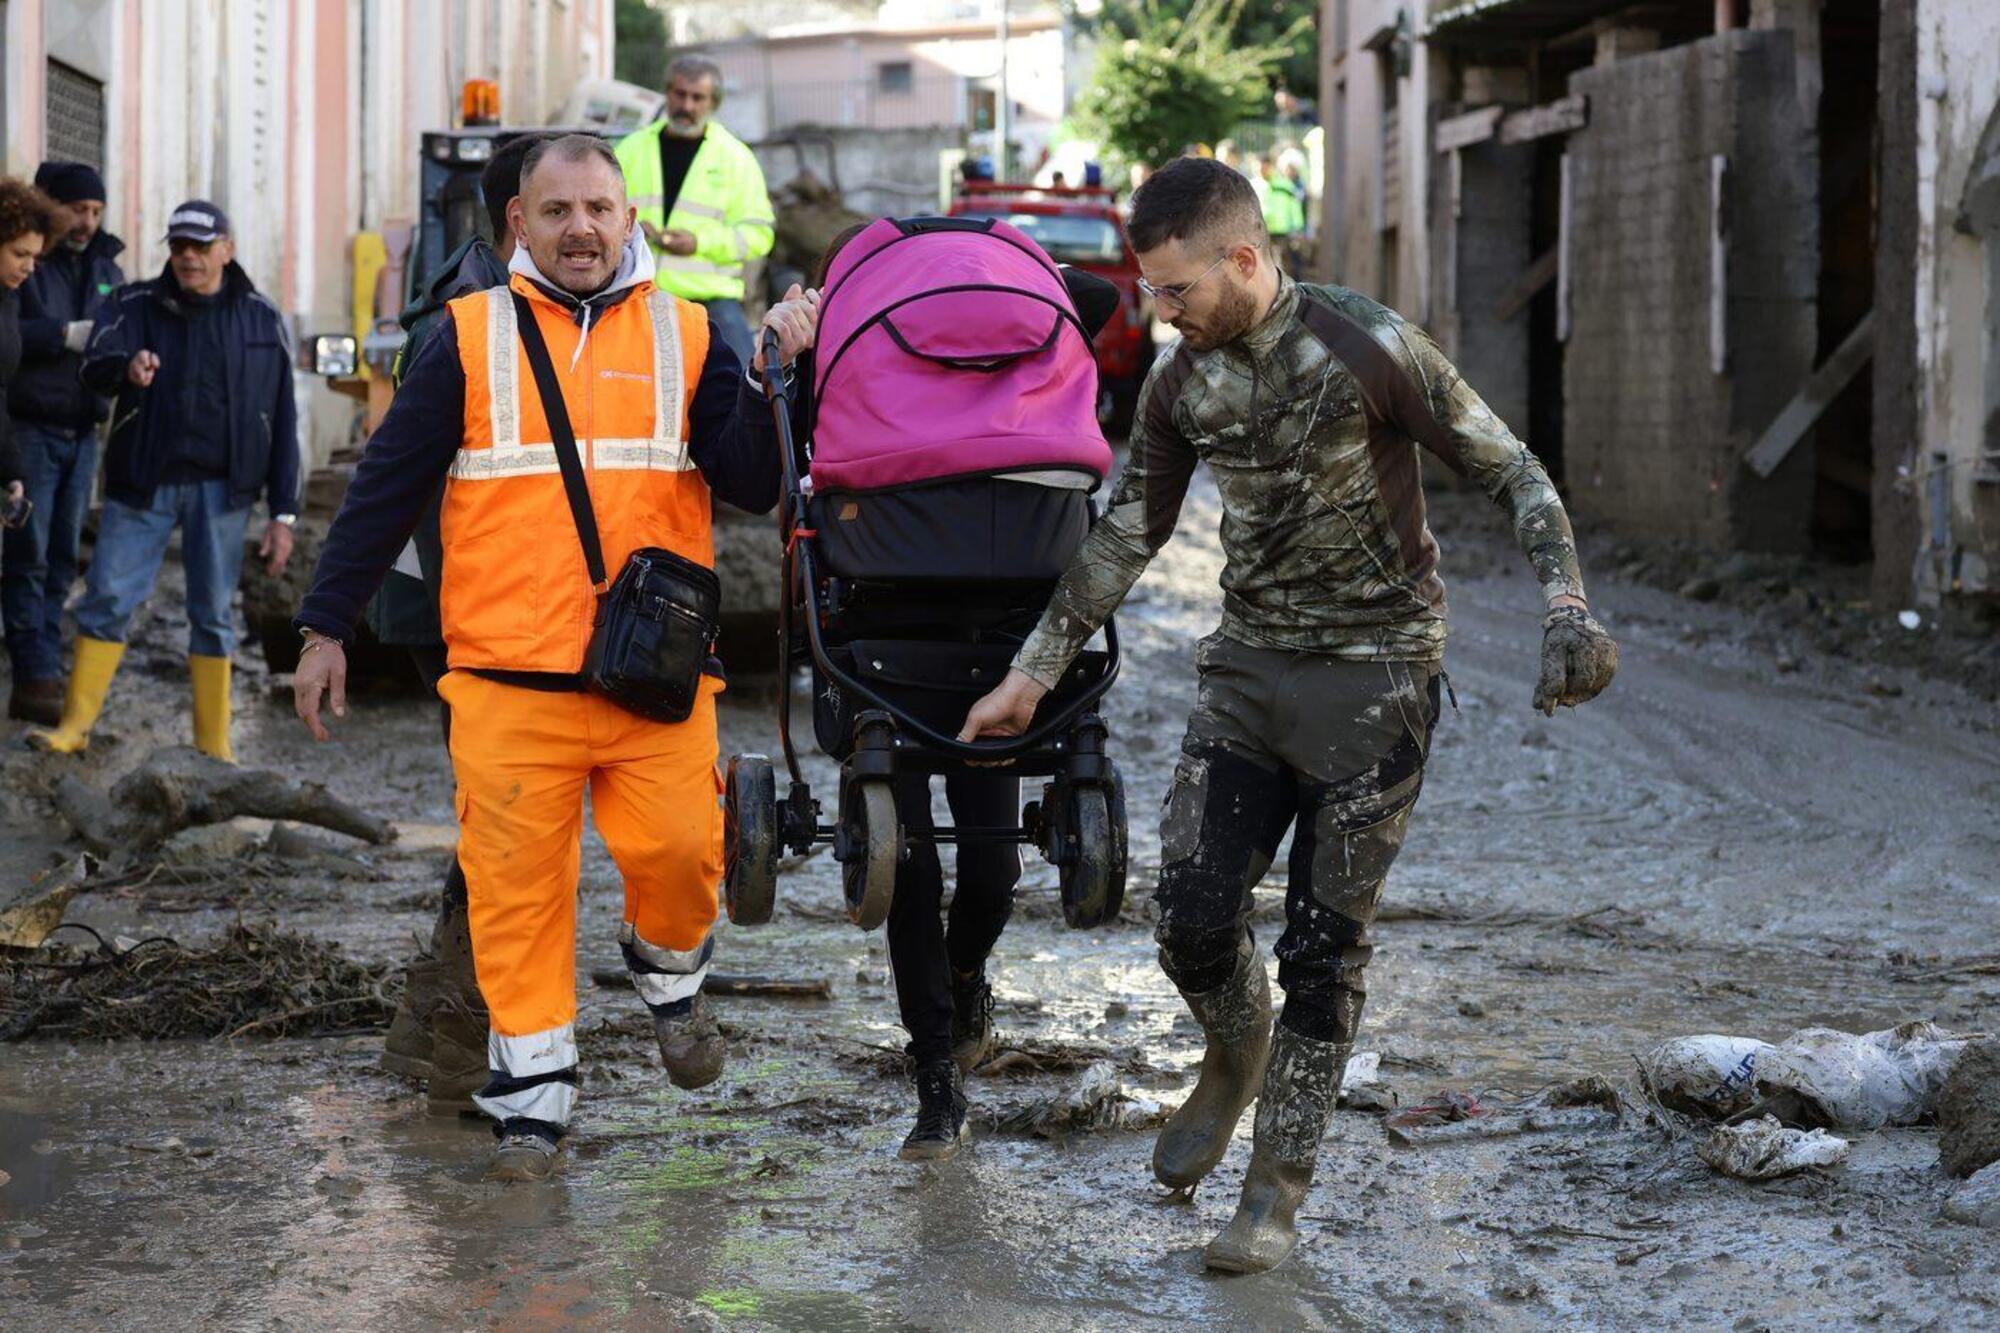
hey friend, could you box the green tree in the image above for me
[614,0,669,92]
[1076,0,1300,167]
[1087,0,1316,103]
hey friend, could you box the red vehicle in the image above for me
[949,181,1155,431]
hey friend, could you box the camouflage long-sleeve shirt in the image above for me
[1014,279,1585,687]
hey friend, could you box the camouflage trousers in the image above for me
[1153,633,1439,1044]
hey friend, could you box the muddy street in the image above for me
[3,475,1997,1331]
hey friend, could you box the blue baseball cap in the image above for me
[165,200,230,242]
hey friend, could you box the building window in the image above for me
[46,60,106,168]
[878,61,914,96]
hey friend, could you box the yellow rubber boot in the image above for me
[190,654,235,763]
[28,636,126,754]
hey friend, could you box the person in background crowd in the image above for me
[30,200,298,761]
[616,55,775,368]
[3,163,124,726]
[0,180,63,657]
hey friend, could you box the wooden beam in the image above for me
[1500,95,1588,145]
[1743,311,1878,478]
[1493,245,1560,323]
[1436,105,1505,154]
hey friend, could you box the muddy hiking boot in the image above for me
[427,993,491,1118]
[1204,1027,1349,1275]
[949,967,995,1073]
[484,1121,562,1183]
[900,1059,968,1162]
[653,993,726,1089]
[8,679,62,728]
[380,957,442,1079]
[1154,937,1274,1191]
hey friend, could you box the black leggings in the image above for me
[885,771,1022,1065]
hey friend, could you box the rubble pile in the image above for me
[0,922,398,1041]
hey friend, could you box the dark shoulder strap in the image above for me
[510,292,608,591]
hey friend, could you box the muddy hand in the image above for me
[293,635,349,742]
[1533,605,1618,715]
[958,667,1049,743]
[753,284,820,374]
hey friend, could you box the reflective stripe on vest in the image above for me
[451,288,695,477]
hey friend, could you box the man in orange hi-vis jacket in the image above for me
[291,135,819,1182]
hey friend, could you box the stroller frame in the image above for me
[723,327,1130,932]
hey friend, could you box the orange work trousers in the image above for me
[438,670,725,1056]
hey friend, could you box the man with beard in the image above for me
[292,135,819,1181]
[615,55,774,368]
[4,162,123,726]
[959,157,1618,1272]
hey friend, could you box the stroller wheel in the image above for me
[842,779,901,931]
[724,755,780,925]
[1060,766,1128,929]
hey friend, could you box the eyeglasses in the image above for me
[1138,253,1230,313]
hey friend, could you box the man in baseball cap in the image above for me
[164,199,230,243]
[32,193,300,763]
[2,161,124,726]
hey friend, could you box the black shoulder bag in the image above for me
[512,292,721,723]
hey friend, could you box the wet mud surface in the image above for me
[3,477,1998,1330]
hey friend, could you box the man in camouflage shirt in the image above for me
[960,157,1617,1273]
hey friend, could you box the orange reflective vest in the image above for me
[440,275,712,673]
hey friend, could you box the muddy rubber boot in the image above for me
[27,636,124,754]
[380,957,441,1079]
[189,654,234,763]
[1153,937,1274,1190]
[484,1123,562,1183]
[949,966,995,1074]
[8,679,62,727]
[653,993,726,1090]
[426,993,491,1118]
[899,1059,968,1162]
[1203,1028,1349,1275]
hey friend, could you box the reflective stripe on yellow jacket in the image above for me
[440,275,713,673]
[615,119,775,303]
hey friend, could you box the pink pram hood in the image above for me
[809,216,1113,493]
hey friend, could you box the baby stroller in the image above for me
[725,215,1129,933]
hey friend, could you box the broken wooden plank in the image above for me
[1436,105,1505,154]
[1501,94,1588,145]
[1743,311,1877,478]
[1494,245,1560,322]
[0,855,93,949]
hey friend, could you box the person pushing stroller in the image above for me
[754,218,1122,1161]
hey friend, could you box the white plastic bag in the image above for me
[1636,1035,1774,1118]
[1698,1115,1850,1179]
[1757,1021,1974,1130]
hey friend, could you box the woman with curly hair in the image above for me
[0,178,61,522]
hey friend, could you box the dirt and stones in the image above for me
[1940,1039,2000,1178]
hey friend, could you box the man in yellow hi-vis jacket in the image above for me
[616,55,774,368]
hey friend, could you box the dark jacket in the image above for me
[0,287,20,484]
[81,261,300,514]
[11,229,125,431]
[367,237,512,647]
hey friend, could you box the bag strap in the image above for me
[510,291,609,594]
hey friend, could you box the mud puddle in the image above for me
[3,474,1998,1329]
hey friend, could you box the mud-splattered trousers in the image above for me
[886,772,1022,1064]
[1008,279,1580,1040]
[1158,637,1437,1042]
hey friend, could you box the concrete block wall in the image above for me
[1435,131,1535,448]
[1562,30,1817,549]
